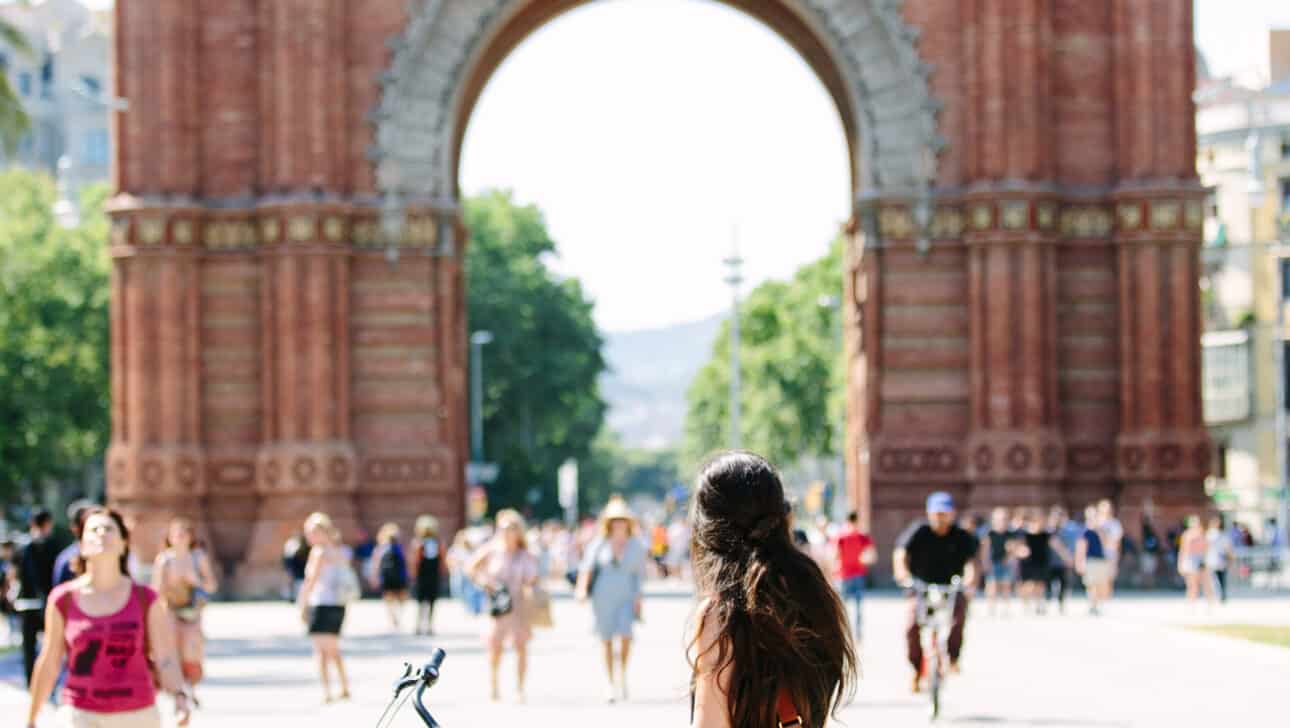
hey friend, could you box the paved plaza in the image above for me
[4,585,1289,727]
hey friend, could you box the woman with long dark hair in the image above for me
[688,452,857,728]
[26,507,191,728]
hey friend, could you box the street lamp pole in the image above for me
[724,245,744,450]
[470,331,494,463]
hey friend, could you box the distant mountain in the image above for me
[600,314,724,450]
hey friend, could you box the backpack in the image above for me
[379,544,406,586]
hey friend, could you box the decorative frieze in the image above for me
[870,195,1204,242]
[106,207,454,252]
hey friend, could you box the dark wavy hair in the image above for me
[687,451,856,727]
[73,507,132,576]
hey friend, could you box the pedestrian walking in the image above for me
[13,508,56,686]
[410,515,443,635]
[981,507,1019,616]
[1097,499,1124,593]
[151,517,218,700]
[1045,507,1074,613]
[297,512,355,704]
[831,511,876,642]
[467,509,540,703]
[25,507,191,728]
[688,452,856,728]
[1017,509,1054,614]
[1,538,19,646]
[1178,515,1216,608]
[1075,506,1112,615]
[369,523,410,631]
[1206,516,1234,603]
[576,497,647,703]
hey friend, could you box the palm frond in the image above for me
[0,75,30,157]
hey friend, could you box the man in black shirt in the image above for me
[892,492,978,692]
[12,508,56,685]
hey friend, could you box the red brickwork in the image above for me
[109,0,1207,590]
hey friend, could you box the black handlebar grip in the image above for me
[424,648,446,681]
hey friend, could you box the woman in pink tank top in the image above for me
[26,507,191,728]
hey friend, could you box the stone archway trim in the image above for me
[372,0,943,207]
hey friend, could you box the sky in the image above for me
[71,0,1290,332]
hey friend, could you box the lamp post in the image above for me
[470,330,494,463]
[724,245,744,450]
[818,294,846,517]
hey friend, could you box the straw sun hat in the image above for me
[598,497,638,536]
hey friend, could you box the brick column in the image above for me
[237,208,358,595]
[1110,0,1210,538]
[106,209,207,562]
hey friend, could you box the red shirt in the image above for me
[53,581,158,714]
[833,527,874,579]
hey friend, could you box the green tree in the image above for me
[579,431,681,516]
[0,171,111,507]
[0,17,32,155]
[465,190,607,519]
[682,238,845,468]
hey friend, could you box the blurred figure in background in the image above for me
[52,501,95,586]
[1,538,17,647]
[468,510,540,703]
[649,520,670,578]
[1097,499,1124,594]
[576,497,647,703]
[1206,515,1234,603]
[1076,505,1111,616]
[14,508,55,686]
[151,517,218,699]
[370,523,410,631]
[831,511,875,643]
[410,515,443,636]
[447,530,485,616]
[1177,515,1215,609]
[282,531,310,602]
[665,517,690,581]
[1045,507,1073,614]
[982,507,1018,617]
[297,512,354,704]
[1017,509,1054,615]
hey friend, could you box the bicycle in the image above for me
[375,648,447,728]
[908,577,962,720]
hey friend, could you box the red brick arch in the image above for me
[108,0,1208,592]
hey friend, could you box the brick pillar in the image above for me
[106,210,207,564]
[1110,0,1211,541]
[351,208,465,546]
[107,0,206,564]
[960,0,1064,510]
[236,208,358,595]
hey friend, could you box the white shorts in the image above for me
[1083,558,1113,586]
[58,704,161,728]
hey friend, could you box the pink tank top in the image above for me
[52,581,158,713]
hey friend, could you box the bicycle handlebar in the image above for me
[381,649,447,728]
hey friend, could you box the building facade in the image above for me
[0,0,111,199]
[108,0,1210,591]
[1197,34,1290,536]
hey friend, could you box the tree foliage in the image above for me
[0,171,111,506]
[465,190,607,519]
[578,431,681,517]
[683,238,845,469]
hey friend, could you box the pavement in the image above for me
[3,584,1289,727]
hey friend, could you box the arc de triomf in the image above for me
[107,0,1209,592]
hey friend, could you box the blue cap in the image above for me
[926,492,955,513]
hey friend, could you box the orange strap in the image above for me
[776,688,802,727]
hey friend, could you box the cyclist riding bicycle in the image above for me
[892,492,978,693]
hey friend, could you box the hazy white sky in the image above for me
[73,0,1290,331]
